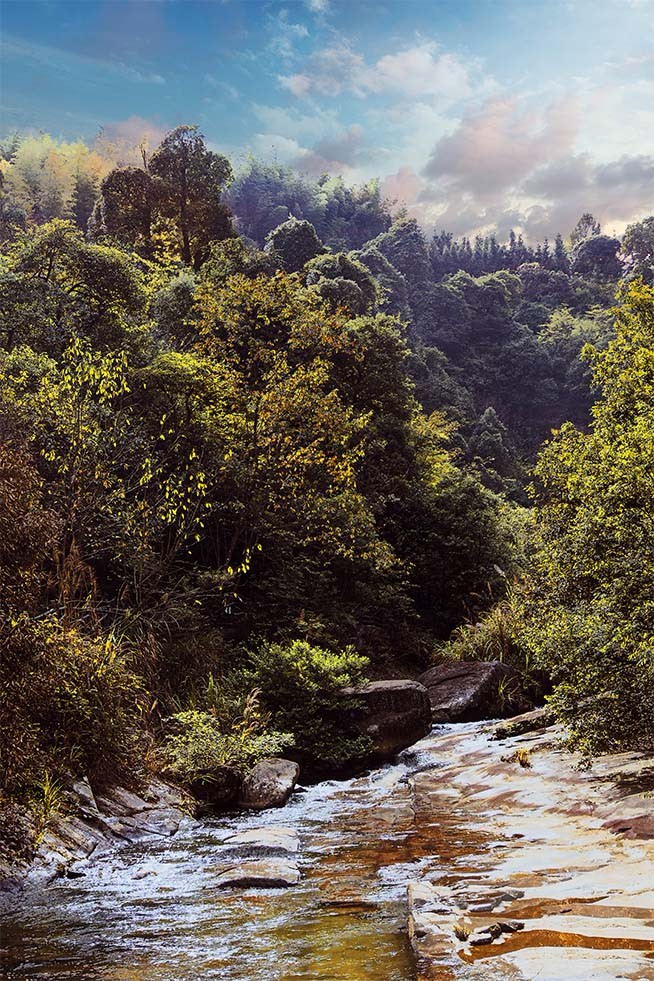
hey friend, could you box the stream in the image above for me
[4,720,654,981]
[0,730,454,981]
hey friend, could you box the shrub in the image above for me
[246,640,373,766]
[0,617,144,793]
[161,693,293,786]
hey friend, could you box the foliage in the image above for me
[264,216,325,272]
[245,640,372,765]
[520,281,654,755]
[91,126,233,267]
[438,589,531,676]
[161,697,293,785]
[2,126,645,809]
[621,217,654,284]
[304,252,378,314]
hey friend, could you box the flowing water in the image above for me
[6,721,653,981]
[0,734,460,981]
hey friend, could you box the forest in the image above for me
[1,124,654,852]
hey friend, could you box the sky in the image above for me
[1,0,653,240]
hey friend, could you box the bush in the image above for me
[0,617,144,793]
[246,640,373,766]
[161,690,293,786]
[439,592,529,672]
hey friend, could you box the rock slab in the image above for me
[215,826,301,889]
[417,660,533,723]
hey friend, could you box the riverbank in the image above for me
[408,712,654,980]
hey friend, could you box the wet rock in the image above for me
[493,706,555,739]
[221,826,299,857]
[214,858,300,889]
[340,680,432,759]
[498,919,524,933]
[238,758,300,810]
[27,777,196,885]
[469,925,500,945]
[417,661,533,723]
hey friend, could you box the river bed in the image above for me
[0,735,447,980]
[3,720,654,981]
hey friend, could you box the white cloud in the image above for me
[279,40,496,109]
[268,10,309,62]
[251,102,340,142]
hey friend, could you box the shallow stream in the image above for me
[0,731,466,981]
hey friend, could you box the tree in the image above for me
[354,245,410,320]
[571,234,621,279]
[2,219,145,353]
[149,125,233,268]
[370,217,432,288]
[89,167,153,254]
[570,212,601,247]
[521,281,654,755]
[620,216,654,284]
[264,217,325,273]
[304,252,377,314]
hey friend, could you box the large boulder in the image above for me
[341,680,432,759]
[237,759,300,811]
[417,661,533,723]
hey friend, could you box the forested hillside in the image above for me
[1,124,654,838]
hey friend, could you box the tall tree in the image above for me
[149,125,233,268]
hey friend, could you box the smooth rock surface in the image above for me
[25,777,196,886]
[221,826,300,856]
[407,716,654,979]
[214,858,301,889]
[417,660,533,723]
[341,679,432,759]
[238,758,300,810]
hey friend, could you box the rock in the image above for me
[417,661,533,723]
[498,920,524,933]
[214,858,300,889]
[238,759,300,810]
[340,680,432,759]
[188,767,241,808]
[469,927,499,946]
[492,706,555,740]
[221,827,299,857]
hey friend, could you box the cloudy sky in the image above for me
[2,0,653,240]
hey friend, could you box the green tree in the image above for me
[620,216,654,284]
[304,252,378,314]
[149,125,233,268]
[522,281,654,755]
[264,216,325,273]
[571,234,621,280]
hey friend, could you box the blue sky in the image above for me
[1,0,652,238]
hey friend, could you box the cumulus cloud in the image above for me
[292,124,368,175]
[251,102,340,143]
[280,44,367,98]
[423,97,578,197]
[280,40,494,109]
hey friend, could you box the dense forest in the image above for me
[1,124,654,843]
